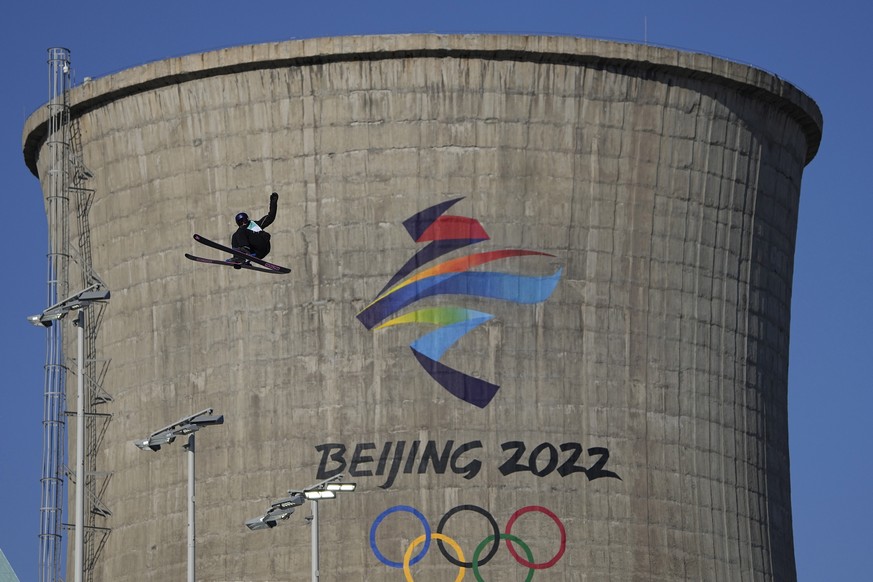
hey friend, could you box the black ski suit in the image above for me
[232,193,278,259]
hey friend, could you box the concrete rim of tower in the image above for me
[22,33,823,175]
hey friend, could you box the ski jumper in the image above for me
[232,193,278,259]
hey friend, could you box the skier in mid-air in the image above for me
[228,192,279,264]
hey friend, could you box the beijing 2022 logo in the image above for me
[356,197,562,408]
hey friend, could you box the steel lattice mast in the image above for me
[39,46,72,582]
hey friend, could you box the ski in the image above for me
[191,234,291,274]
[184,253,286,273]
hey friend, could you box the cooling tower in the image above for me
[22,35,822,581]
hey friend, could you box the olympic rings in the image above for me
[403,533,465,582]
[370,504,566,577]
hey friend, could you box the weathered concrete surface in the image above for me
[23,34,821,581]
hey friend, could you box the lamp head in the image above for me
[304,490,336,500]
[245,517,277,531]
[273,493,305,509]
[27,314,53,327]
[135,439,162,452]
[190,414,224,428]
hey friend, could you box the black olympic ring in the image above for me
[436,505,500,568]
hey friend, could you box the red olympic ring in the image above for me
[505,505,566,569]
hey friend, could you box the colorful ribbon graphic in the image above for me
[357,197,562,408]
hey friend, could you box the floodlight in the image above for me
[185,414,224,428]
[28,285,110,327]
[273,493,306,509]
[303,490,336,500]
[66,289,110,309]
[135,439,164,452]
[245,492,305,531]
[245,517,277,531]
[27,312,62,327]
[325,482,356,492]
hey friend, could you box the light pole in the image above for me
[73,310,84,582]
[135,409,224,582]
[245,474,357,582]
[28,284,110,582]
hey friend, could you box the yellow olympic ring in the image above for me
[403,532,466,582]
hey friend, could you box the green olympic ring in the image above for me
[472,533,534,582]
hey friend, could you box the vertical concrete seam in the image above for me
[746,140,773,579]
[663,83,689,581]
[301,66,319,302]
[717,111,736,577]
[687,88,706,580]
[645,78,667,578]
[610,69,627,569]
[736,124,757,580]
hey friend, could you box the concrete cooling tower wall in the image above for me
[22,35,822,581]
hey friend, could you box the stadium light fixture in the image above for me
[135,409,224,582]
[244,492,306,531]
[245,474,357,581]
[27,285,110,327]
[135,409,224,452]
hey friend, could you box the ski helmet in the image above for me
[235,212,249,226]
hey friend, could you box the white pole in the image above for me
[186,434,195,582]
[311,500,319,582]
[74,311,84,582]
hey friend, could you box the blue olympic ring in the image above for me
[369,505,432,568]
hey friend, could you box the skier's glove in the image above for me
[270,192,278,200]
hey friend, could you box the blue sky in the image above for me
[1,1,870,580]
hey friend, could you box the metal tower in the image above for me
[40,46,72,582]
[39,47,112,582]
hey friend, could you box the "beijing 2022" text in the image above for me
[315,440,621,489]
